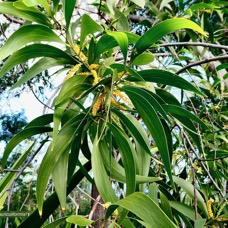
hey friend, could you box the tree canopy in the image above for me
[0,0,227,227]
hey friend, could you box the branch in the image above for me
[176,55,228,75]
[3,14,24,25]
[159,42,228,50]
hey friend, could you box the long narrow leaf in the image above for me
[131,18,207,61]
[121,86,173,184]
[0,25,63,61]
[2,126,52,168]
[106,193,177,228]
[0,44,76,79]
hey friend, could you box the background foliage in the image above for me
[0,0,227,227]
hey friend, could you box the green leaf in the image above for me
[162,105,208,131]
[80,14,103,47]
[99,140,161,184]
[37,114,86,216]
[62,0,77,31]
[169,201,202,221]
[18,162,91,228]
[131,18,207,61]
[106,193,176,228]
[114,8,129,31]
[135,69,204,96]
[190,3,220,11]
[10,58,70,90]
[2,126,52,169]
[121,86,172,184]
[0,2,51,26]
[66,215,93,226]
[0,143,34,192]
[42,217,68,228]
[111,109,151,156]
[0,44,76,79]
[173,176,208,216]
[131,52,154,65]
[108,123,136,196]
[131,0,145,8]
[22,0,51,16]
[160,192,173,219]
[92,135,117,203]
[194,219,207,228]
[52,149,69,211]
[25,114,53,128]
[0,24,63,61]
[106,31,128,63]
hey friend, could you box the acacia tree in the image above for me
[0,0,227,227]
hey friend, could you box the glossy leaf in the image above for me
[22,0,51,16]
[0,2,51,26]
[80,14,103,47]
[2,126,52,168]
[106,192,176,228]
[37,114,86,215]
[131,0,145,8]
[121,86,172,184]
[162,104,208,130]
[0,24,63,61]
[106,31,128,63]
[18,162,91,228]
[52,149,69,211]
[62,0,77,31]
[92,135,117,203]
[173,176,208,216]
[42,217,68,228]
[131,52,154,66]
[0,44,76,79]
[131,18,207,61]
[25,114,53,128]
[10,58,70,90]
[99,140,161,184]
[66,215,93,226]
[108,123,136,196]
[169,201,202,221]
[135,69,205,96]
[0,143,34,192]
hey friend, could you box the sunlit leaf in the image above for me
[66,215,93,226]
[42,217,68,228]
[131,18,207,61]
[0,2,51,25]
[106,31,128,63]
[106,193,176,228]
[131,0,145,8]
[0,24,63,61]
[108,123,136,196]
[80,14,103,47]
[131,52,154,65]
[2,126,52,169]
[0,44,76,79]
[121,86,172,184]
[92,135,117,203]
[62,0,77,31]
[173,176,208,216]
[37,114,86,215]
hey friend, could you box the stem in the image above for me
[176,55,228,75]
[159,42,228,50]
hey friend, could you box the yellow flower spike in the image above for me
[113,90,133,107]
[91,69,100,85]
[92,93,105,116]
[207,198,214,219]
[89,64,100,70]
[73,44,80,55]
[66,64,82,80]
[102,202,112,209]
[79,52,88,63]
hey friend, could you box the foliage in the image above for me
[0,0,227,227]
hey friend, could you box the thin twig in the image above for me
[176,55,228,75]
[3,14,23,25]
[159,42,228,50]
